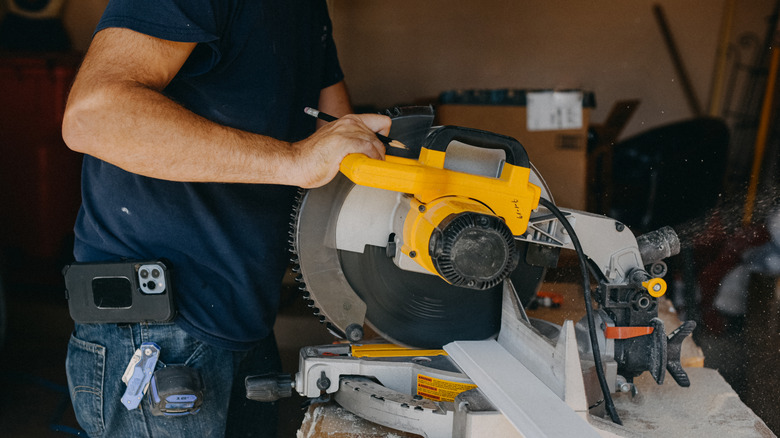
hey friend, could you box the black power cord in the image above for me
[538,197,622,425]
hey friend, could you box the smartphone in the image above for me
[63,259,175,323]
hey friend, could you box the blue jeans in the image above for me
[66,322,281,438]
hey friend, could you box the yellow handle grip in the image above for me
[339,150,541,236]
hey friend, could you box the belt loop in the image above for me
[139,322,149,345]
[131,323,140,352]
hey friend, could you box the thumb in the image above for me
[355,113,392,137]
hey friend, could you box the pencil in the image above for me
[304,107,408,150]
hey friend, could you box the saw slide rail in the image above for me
[520,206,675,285]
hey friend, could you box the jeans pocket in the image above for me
[66,333,106,438]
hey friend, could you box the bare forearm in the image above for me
[63,80,301,185]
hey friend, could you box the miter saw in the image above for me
[247,107,695,437]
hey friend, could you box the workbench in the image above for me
[296,283,775,437]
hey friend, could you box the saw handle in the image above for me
[425,126,531,168]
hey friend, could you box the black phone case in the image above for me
[63,260,175,323]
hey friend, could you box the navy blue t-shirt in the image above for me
[74,0,344,350]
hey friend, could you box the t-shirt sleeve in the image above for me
[95,0,224,76]
[319,2,345,89]
[96,0,219,43]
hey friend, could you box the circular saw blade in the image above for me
[292,175,549,349]
[339,243,544,349]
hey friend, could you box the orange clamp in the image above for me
[605,326,655,339]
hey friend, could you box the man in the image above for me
[61,1,390,436]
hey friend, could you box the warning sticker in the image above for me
[416,374,477,402]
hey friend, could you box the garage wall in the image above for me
[329,0,776,138]
[61,0,107,50]
[59,0,776,139]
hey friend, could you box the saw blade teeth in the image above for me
[289,182,365,342]
[287,187,338,334]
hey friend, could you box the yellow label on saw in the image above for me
[351,344,447,358]
[416,374,477,402]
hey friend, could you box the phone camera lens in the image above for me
[140,269,149,279]
[151,269,161,279]
[147,282,156,290]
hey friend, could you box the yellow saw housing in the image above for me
[339,141,541,289]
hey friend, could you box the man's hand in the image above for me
[292,113,390,188]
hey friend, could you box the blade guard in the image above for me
[339,126,541,237]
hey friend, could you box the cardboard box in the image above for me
[437,91,592,210]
